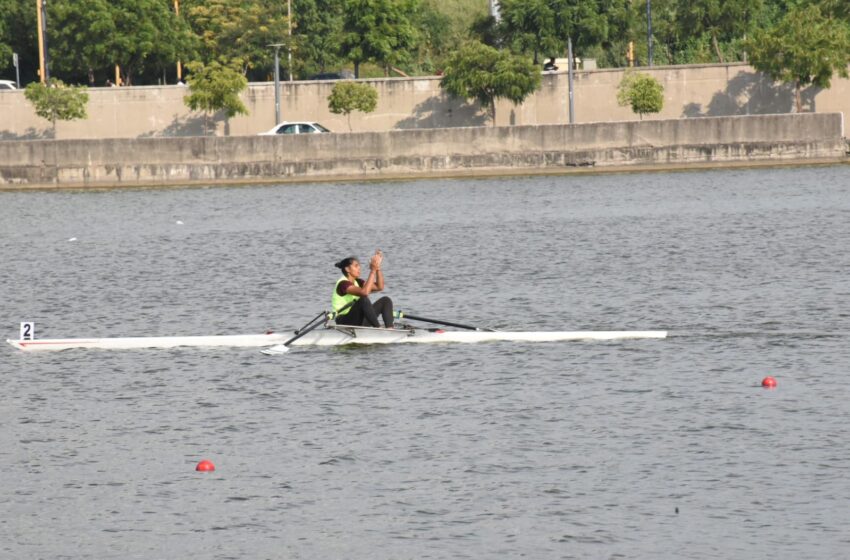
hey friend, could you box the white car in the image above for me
[258,121,330,135]
[0,79,17,90]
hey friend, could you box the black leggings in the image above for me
[336,296,394,328]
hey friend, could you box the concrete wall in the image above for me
[1,113,845,189]
[2,63,850,140]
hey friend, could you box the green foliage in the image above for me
[0,0,37,81]
[328,81,378,130]
[617,71,664,118]
[24,79,89,136]
[292,0,345,77]
[498,0,611,63]
[815,0,850,20]
[440,40,541,125]
[498,0,558,63]
[185,0,288,76]
[183,60,248,134]
[49,0,116,78]
[0,0,11,66]
[3,0,850,85]
[746,4,850,112]
[410,2,455,74]
[106,0,196,85]
[341,0,420,77]
[675,0,765,62]
[423,0,486,42]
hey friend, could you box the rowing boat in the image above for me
[6,324,667,353]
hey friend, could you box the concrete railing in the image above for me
[0,113,845,189]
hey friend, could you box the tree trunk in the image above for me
[712,33,725,64]
[490,102,496,127]
[795,79,802,113]
[354,61,360,79]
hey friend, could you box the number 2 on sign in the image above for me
[20,322,35,341]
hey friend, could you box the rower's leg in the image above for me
[372,296,394,328]
[336,300,365,326]
[355,297,381,328]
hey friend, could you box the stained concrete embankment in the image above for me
[0,113,846,190]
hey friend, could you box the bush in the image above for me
[617,72,664,119]
[328,81,378,131]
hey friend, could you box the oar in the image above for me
[262,300,356,355]
[394,310,495,332]
[294,310,329,335]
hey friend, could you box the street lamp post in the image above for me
[13,53,21,88]
[269,43,284,124]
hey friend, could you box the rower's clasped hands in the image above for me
[370,249,383,271]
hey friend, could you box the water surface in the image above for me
[2,165,849,559]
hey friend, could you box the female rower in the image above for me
[332,250,394,328]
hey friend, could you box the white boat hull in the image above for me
[6,333,290,352]
[6,326,667,352]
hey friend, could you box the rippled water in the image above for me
[2,165,849,559]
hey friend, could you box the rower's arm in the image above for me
[345,270,379,296]
[374,267,384,291]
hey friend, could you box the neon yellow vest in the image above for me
[331,276,359,316]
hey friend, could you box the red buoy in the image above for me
[761,376,777,389]
[196,459,216,472]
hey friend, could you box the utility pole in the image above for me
[647,0,653,66]
[287,0,293,81]
[36,0,50,83]
[174,0,183,82]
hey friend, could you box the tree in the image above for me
[498,0,612,63]
[183,60,248,135]
[1,0,39,83]
[108,0,196,85]
[617,71,664,119]
[341,0,420,78]
[498,0,557,64]
[411,1,455,74]
[0,0,12,67]
[185,0,289,77]
[440,41,541,126]
[292,0,345,78]
[818,0,850,20]
[49,0,116,84]
[328,81,378,130]
[675,0,765,63]
[746,4,850,113]
[24,79,89,137]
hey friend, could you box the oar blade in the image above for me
[261,344,290,356]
